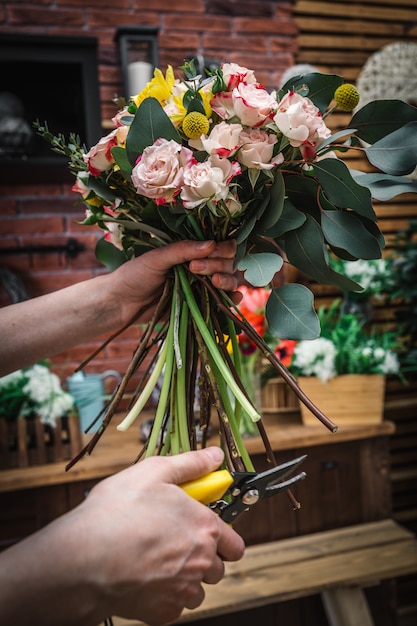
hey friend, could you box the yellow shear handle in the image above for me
[181,470,234,505]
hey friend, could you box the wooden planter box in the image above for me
[0,414,83,469]
[297,374,386,427]
[261,377,300,414]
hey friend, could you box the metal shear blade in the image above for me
[217,455,307,523]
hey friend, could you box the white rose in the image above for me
[237,128,283,170]
[221,63,258,90]
[274,91,331,149]
[131,138,193,204]
[180,154,241,210]
[83,126,128,175]
[190,121,243,156]
[232,83,277,127]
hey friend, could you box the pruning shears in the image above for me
[181,455,307,523]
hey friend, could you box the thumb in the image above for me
[160,447,225,487]
[141,240,216,275]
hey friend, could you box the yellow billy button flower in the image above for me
[182,112,210,139]
[334,84,360,112]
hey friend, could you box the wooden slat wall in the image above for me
[294,0,417,260]
[293,1,417,619]
[292,0,417,332]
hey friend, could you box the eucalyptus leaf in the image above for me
[111,146,133,180]
[365,122,417,176]
[95,237,128,271]
[350,170,417,201]
[351,100,417,144]
[316,128,357,153]
[88,177,118,203]
[264,199,306,238]
[237,252,283,286]
[256,170,285,230]
[265,284,320,340]
[314,158,375,220]
[321,209,382,258]
[284,172,320,213]
[126,98,181,166]
[284,215,363,291]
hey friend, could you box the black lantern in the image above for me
[116,26,159,100]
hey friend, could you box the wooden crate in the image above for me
[261,377,300,414]
[297,374,385,426]
[0,414,83,469]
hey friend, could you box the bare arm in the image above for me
[0,240,239,376]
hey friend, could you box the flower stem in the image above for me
[117,340,167,431]
[177,265,262,423]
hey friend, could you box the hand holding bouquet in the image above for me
[36,60,417,472]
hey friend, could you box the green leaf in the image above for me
[265,198,306,238]
[350,100,417,144]
[95,237,127,271]
[350,170,417,201]
[256,170,285,230]
[88,178,118,203]
[126,97,181,166]
[265,284,320,340]
[279,73,344,114]
[237,252,283,286]
[284,172,320,213]
[321,209,382,258]
[365,122,417,176]
[186,97,206,115]
[111,146,133,180]
[313,158,375,220]
[284,215,363,291]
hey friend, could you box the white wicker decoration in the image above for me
[356,42,417,109]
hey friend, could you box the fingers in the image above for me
[202,554,225,585]
[147,446,225,487]
[217,520,246,562]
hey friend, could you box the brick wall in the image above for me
[0,0,298,385]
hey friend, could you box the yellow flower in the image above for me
[132,65,176,107]
[182,112,210,139]
[334,84,360,112]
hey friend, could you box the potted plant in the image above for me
[288,301,401,426]
[329,257,394,322]
[0,362,79,468]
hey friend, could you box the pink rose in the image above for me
[274,91,331,150]
[232,83,277,127]
[131,138,193,204]
[180,154,241,210]
[190,121,243,157]
[221,63,257,90]
[237,128,283,170]
[72,173,89,196]
[103,221,124,250]
[210,91,236,121]
[83,126,128,176]
[103,202,124,250]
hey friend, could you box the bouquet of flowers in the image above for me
[36,60,417,472]
[290,300,401,383]
[0,362,75,427]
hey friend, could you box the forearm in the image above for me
[0,273,123,376]
[0,506,117,626]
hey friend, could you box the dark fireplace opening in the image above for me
[0,34,102,184]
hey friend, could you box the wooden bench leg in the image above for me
[321,587,375,626]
